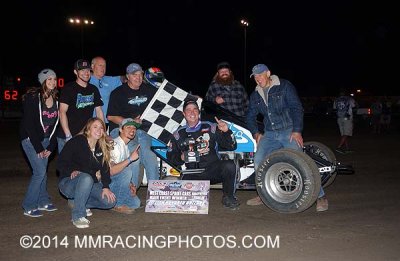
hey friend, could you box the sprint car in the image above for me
[141,72,354,213]
[147,100,354,214]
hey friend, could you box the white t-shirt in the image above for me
[110,136,129,164]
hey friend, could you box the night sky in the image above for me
[1,0,398,97]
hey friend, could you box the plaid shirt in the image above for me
[205,80,249,117]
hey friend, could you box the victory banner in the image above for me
[145,180,210,214]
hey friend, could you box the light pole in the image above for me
[240,19,249,88]
[68,18,94,58]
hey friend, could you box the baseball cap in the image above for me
[126,63,143,74]
[74,59,91,71]
[183,99,199,110]
[119,118,141,129]
[250,64,269,78]
[217,62,230,70]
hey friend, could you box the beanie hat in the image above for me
[38,69,57,85]
[217,62,230,71]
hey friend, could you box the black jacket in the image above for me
[19,93,59,153]
[57,135,111,189]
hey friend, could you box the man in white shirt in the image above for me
[109,118,141,214]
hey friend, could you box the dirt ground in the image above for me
[1,117,399,261]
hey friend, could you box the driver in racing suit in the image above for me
[167,99,240,210]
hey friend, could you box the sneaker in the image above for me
[112,205,135,214]
[72,217,90,229]
[38,204,57,212]
[68,200,92,217]
[246,196,263,206]
[316,197,329,212]
[86,209,93,217]
[24,209,43,218]
[222,196,240,210]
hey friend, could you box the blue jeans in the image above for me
[109,167,141,209]
[57,137,67,154]
[110,128,159,186]
[254,128,325,198]
[58,173,115,221]
[21,138,52,211]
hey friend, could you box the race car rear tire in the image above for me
[304,141,337,188]
[256,149,321,213]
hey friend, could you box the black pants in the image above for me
[182,160,236,197]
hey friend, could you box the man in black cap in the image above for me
[57,59,104,152]
[167,99,240,210]
[205,62,249,117]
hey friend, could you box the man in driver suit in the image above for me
[167,100,239,210]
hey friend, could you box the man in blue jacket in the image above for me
[246,64,328,212]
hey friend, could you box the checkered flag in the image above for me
[140,80,202,144]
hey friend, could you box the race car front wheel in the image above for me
[256,149,321,213]
[304,141,337,188]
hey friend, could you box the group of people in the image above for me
[204,62,328,211]
[20,57,162,228]
[333,91,393,154]
[20,57,329,229]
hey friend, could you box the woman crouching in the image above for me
[57,117,116,228]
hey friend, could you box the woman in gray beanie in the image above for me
[19,68,59,217]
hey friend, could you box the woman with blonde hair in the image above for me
[57,117,116,228]
[20,68,59,217]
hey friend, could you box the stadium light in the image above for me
[68,17,95,58]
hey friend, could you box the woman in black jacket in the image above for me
[20,68,59,217]
[57,117,116,228]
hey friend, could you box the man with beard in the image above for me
[205,62,249,118]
